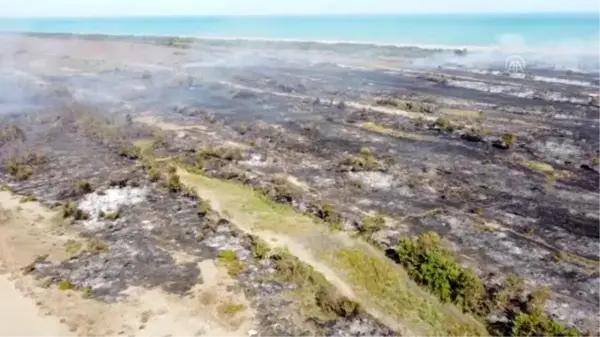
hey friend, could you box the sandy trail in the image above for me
[0,190,255,337]
[0,275,72,336]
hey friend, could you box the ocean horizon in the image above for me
[1,13,598,50]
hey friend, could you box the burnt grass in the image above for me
[1,33,599,336]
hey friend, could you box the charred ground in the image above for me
[0,33,598,336]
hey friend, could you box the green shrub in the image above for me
[394,232,582,336]
[341,147,384,171]
[60,202,89,220]
[81,287,92,298]
[197,199,212,216]
[77,180,93,194]
[360,213,386,235]
[7,160,33,180]
[251,239,271,259]
[58,280,74,291]
[86,238,110,253]
[269,176,302,204]
[511,312,579,337]
[501,133,517,148]
[318,202,342,226]
[218,250,244,276]
[166,167,182,193]
[197,145,243,162]
[0,125,26,143]
[218,303,246,317]
[396,232,484,313]
[271,249,360,322]
[433,117,455,132]
[119,145,140,159]
[148,166,160,182]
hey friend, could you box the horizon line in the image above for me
[2,10,599,19]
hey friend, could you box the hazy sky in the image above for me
[1,0,599,17]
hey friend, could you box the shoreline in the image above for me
[0,30,482,52]
[3,31,600,59]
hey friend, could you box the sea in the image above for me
[1,13,599,70]
[1,13,599,47]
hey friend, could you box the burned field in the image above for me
[0,34,598,336]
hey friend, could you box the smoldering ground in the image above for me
[0,32,598,336]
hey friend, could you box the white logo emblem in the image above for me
[505,55,526,73]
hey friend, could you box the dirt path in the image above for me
[0,274,72,336]
[176,168,487,336]
[0,190,255,337]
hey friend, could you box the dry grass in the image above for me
[524,161,555,175]
[439,108,483,120]
[359,122,437,142]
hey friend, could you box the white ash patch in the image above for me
[78,187,148,230]
[240,154,270,168]
[347,171,394,190]
[534,140,581,159]
[533,76,595,87]
[204,227,251,260]
[311,176,336,188]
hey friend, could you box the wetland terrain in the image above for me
[0,33,598,336]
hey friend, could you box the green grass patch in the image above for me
[360,212,386,235]
[178,168,315,235]
[58,280,74,291]
[331,247,487,336]
[217,303,246,317]
[218,250,244,276]
[374,98,435,113]
[439,108,483,119]
[81,287,92,298]
[524,161,554,175]
[249,236,271,259]
[64,239,83,256]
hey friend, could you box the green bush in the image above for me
[395,232,581,336]
[77,180,93,194]
[511,312,579,337]
[360,213,386,235]
[501,133,517,148]
[198,145,243,162]
[433,117,455,132]
[7,160,33,180]
[396,232,484,313]
[60,202,89,220]
[166,167,182,192]
[341,147,384,172]
[218,250,244,276]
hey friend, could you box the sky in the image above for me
[0,0,599,17]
